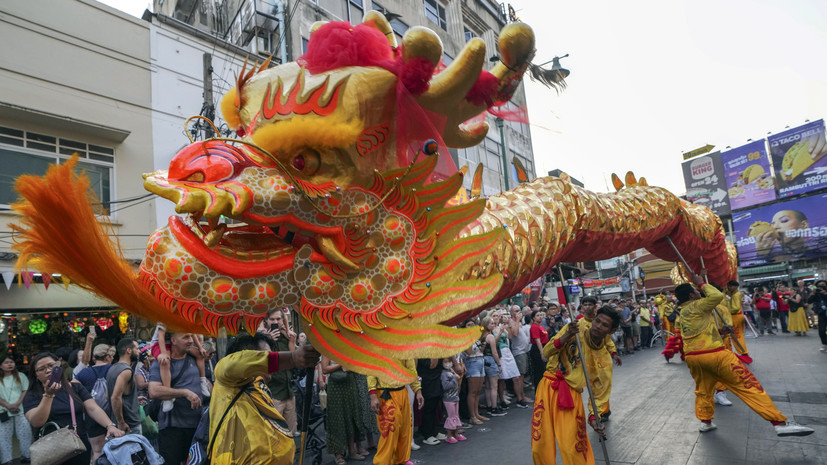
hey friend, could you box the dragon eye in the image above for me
[291,148,320,175]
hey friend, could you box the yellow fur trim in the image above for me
[220,89,242,129]
[251,115,363,154]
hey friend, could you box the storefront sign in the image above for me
[721,140,777,210]
[732,192,827,268]
[768,120,827,198]
[681,151,730,215]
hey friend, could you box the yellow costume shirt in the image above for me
[725,290,743,314]
[679,284,725,354]
[210,350,294,465]
[543,322,609,416]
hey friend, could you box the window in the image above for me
[463,26,477,42]
[0,125,113,213]
[348,0,364,24]
[424,0,446,30]
[301,36,309,54]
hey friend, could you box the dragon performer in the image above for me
[11,13,737,384]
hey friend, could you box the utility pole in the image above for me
[495,117,510,191]
[203,52,215,138]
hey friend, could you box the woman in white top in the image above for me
[0,356,31,465]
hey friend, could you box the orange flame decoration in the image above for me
[262,74,343,120]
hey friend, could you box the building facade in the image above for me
[152,0,538,196]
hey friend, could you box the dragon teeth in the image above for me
[204,223,228,248]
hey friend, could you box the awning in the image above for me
[738,264,788,277]
[791,269,815,279]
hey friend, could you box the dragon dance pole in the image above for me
[293,310,315,465]
[573,332,611,464]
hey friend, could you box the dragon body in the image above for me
[12,15,736,384]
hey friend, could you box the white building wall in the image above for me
[147,17,252,226]
[0,0,155,307]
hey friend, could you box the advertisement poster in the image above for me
[721,140,777,210]
[732,192,827,268]
[681,151,730,216]
[768,119,827,198]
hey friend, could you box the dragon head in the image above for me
[139,14,536,382]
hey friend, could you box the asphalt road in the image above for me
[304,326,827,465]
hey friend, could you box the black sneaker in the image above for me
[489,407,507,417]
[516,400,530,408]
[601,410,611,422]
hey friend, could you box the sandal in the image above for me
[470,417,483,425]
[335,454,347,465]
[348,452,367,461]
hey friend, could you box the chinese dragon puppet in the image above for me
[11,13,736,384]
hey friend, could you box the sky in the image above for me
[511,0,827,193]
[102,0,827,194]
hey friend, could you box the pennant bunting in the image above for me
[1,272,13,290]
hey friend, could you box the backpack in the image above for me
[90,367,112,414]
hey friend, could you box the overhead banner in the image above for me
[721,140,777,211]
[681,151,730,215]
[768,119,827,198]
[732,192,827,268]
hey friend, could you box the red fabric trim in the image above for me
[544,371,575,410]
[553,338,563,350]
[369,390,379,395]
[771,420,784,426]
[588,414,595,422]
[268,352,279,373]
[685,347,726,357]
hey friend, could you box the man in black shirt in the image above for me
[809,280,827,352]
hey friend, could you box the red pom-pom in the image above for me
[399,57,435,95]
[298,21,395,74]
[465,70,500,107]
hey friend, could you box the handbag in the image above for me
[0,411,9,423]
[30,392,87,465]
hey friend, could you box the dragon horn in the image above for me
[362,10,398,48]
[625,171,637,186]
[417,23,535,148]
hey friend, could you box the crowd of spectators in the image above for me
[8,278,826,465]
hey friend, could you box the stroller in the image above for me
[293,373,327,465]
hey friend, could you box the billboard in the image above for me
[768,119,827,198]
[721,140,777,210]
[681,151,730,215]
[732,192,827,268]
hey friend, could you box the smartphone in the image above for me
[48,365,63,385]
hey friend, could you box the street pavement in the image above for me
[305,326,827,465]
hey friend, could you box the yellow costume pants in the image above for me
[373,389,412,465]
[685,348,786,423]
[531,375,595,465]
[731,313,748,355]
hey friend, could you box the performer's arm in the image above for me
[542,321,578,359]
[697,284,724,313]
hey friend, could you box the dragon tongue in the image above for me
[317,236,361,272]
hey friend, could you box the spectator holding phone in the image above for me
[257,308,299,437]
[24,353,124,465]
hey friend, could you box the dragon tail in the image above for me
[10,158,201,333]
